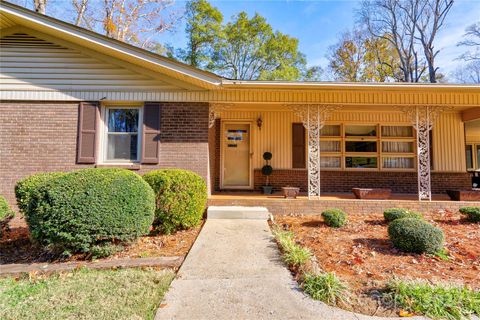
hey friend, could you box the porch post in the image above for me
[285,104,340,200]
[397,105,450,201]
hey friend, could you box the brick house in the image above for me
[1,2,479,210]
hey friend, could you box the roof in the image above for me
[1,0,479,95]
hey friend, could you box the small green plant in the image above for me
[303,272,349,306]
[434,248,450,261]
[143,169,207,234]
[384,279,480,320]
[384,208,423,222]
[459,206,480,223]
[321,209,347,228]
[388,218,444,254]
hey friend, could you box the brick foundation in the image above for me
[253,169,472,194]
[0,102,209,208]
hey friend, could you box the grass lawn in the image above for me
[0,267,175,320]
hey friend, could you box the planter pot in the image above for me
[262,186,273,194]
[282,187,300,199]
[447,189,480,201]
[352,188,391,200]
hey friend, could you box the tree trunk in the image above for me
[33,0,47,14]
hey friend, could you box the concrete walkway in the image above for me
[156,210,422,320]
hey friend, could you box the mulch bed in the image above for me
[275,210,480,317]
[0,216,202,265]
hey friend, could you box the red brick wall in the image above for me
[0,102,209,207]
[252,169,471,194]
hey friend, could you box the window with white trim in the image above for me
[104,107,142,162]
[319,124,416,170]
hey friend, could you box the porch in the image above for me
[208,192,480,216]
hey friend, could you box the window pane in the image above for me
[320,157,340,168]
[382,126,413,137]
[466,145,473,169]
[320,125,340,136]
[108,109,139,133]
[382,141,414,153]
[345,125,376,137]
[346,141,377,152]
[107,134,138,160]
[383,157,414,169]
[477,145,480,169]
[346,157,377,168]
[320,140,340,152]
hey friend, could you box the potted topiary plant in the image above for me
[261,152,273,194]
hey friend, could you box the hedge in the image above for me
[143,169,207,234]
[459,207,480,223]
[17,169,155,255]
[0,195,15,237]
[384,208,423,223]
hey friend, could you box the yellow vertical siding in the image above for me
[432,113,466,172]
[221,109,466,172]
[465,120,480,143]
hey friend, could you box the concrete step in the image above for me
[207,206,270,220]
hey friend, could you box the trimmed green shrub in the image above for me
[0,195,15,237]
[384,208,423,222]
[15,172,66,214]
[459,206,480,223]
[143,169,207,234]
[321,209,347,228]
[23,168,155,255]
[388,218,444,254]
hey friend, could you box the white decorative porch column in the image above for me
[397,105,450,201]
[285,104,340,199]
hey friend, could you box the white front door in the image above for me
[221,122,252,189]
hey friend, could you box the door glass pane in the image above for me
[345,125,376,137]
[346,157,377,168]
[320,140,340,152]
[466,145,473,169]
[320,125,340,136]
[320,157,340,168]
[382,141,414,153]
[107,134,138,160]
[383,157,414,169]
[108,109,139,132]
[382,126,413,137]
[346,141,377,152]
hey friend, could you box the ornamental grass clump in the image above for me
[384,279,480,320]
[17,169,155,256]
[272,227,311,267]
[384,208,423,223]
[321,209,347,228]
[143,169,207,234]
[459,206,480,223]
[303,272,349,306]
[388,218,444,254]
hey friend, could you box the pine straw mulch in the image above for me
[0,216,202,265]
[274,210,480,317]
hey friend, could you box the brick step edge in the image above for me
[0,256,184,277]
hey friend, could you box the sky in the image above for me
[157,0,480,77]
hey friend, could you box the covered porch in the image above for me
[208,101,478,203]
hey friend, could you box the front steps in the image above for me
[207,206,270,220]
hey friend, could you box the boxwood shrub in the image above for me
[15,172,66,214]
[321,209,347,228]
[21,168,155,255]
[384,208,423,223]
[459,206,480,223]
[0,195,15,237]
[143,169,207,234]
[388,218,444,254]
